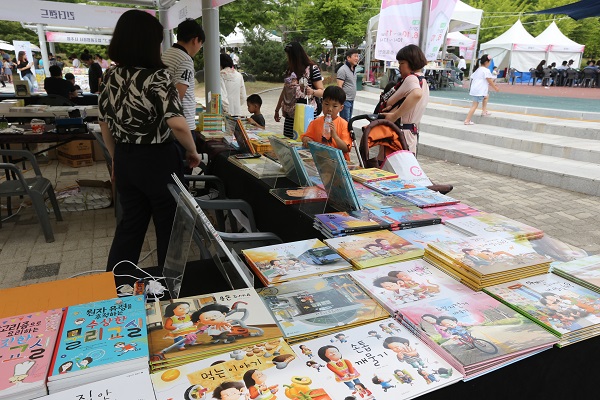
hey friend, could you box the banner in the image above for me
[46,32,112,46]
[0,0,154,29]
[165,0,203,30]
[374,0,458,61]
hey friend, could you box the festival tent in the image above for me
[223,26,281,47]
[535,21,584,67]
[446,31,475,47]
[479,20,548,72]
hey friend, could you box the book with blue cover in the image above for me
[47,295,148,392]
[314,211,390,236]
[369,206,442,229]
[354,183,416,210]
[363,178,426,195]
[393,225,469,249]
[395,189,460,208]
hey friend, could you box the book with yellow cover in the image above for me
[349,167,398,183]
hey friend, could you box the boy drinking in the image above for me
[301,86,352,161]
[246,94,266,129]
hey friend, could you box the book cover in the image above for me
[269,187,328,205]
[147,288,282,369]
[325,230,423,269]
[291,318,462,399]
[354,183,416,210]
[49,296,148,379]
[40,369,156,400]
[553,255,600,290]
[0,309,63,398]
[363,178,426,195]
[369,207,442,229]
[242,238,352,286]
[349,260,473,314]
[515,235,589,265]
[228,156,285,179]
[350,168,398,183]
[484,274,600,339]
[393,225,469,249]
[398,291,558,377]
[308,141,361,212]
[257,275,389,341]
[422,204,484,223]
[314,211,388,235]
[446,213,543,240]
[395,189,460,208]
[151,337,335,400]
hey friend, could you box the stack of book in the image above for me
[368,206,442,230]
[422,203,484,223]
[515,234,590,266]
[313,211,390,238]
[325,229,424,269]
[396,291,558,380]
[269,186,328,205]
[228,155,286,179]
[354,183,416,210]
[552,255,600,292]
[47,296,148,393]
[363,177,427,195]
[445,213,544,240]
[257,274,389,343]
[241,238,352,286]
[393,224,469,249]
[200,113,224,134]
[484,273,600,347]
[291,318,462,397]
[147,288,283,372]
[395,189,460,208]
[151,337,335,400]
[424,236,552,290]
[0,309,63,400]
[349,167,398,183]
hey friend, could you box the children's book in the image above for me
[269,136,307,186]
[484,274,600,347]
[552,255,600,293]
[257,274,389,343]
[313,211,390,236]
[228,155,286,179]
[349,260,473,315]
[445,213,543,240]
[515,234,589,266]
[354,183,416,210]
[0,309,63,400]
[394,189,460,208]
[47,296,148,392]
[369,206,442,229]
[422,203,484,223]
[393,224,469,249]
[241,238,352,286]
[363,178,426,195]
[308,141,361,211]
[151,337,335,400]
[350,167,398,183]
[40,369,156,400]
[146,288,282,372]
[291,318,462,398]
[397,291,558,379]
[269,187,328,205]
[325,230,424,269]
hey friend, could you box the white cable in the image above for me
[1,202,26,222]
[111,260,170,303]
[68,269,106,279]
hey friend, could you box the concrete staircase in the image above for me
[352,89,600,196]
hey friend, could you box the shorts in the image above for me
[472,95,485,103]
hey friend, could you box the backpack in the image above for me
[374,73,425,114]
[281,82,298,118]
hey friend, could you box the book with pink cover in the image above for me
[0,309,63,400]
[422,204,484,223]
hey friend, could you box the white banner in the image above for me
[165,0,203,30]
[375,0,458,61]
[46,32,112,46]
[0,0,155,29]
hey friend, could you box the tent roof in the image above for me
[446,31,474,47]
[532,0,600,20]
[481,19,547,50]
[223,27,281,47]
[535,21,584,51]
[449,0,483,32]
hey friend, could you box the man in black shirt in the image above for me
[80,53,102,93]
[44,65,76,99]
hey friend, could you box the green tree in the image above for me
[239,29,288,82]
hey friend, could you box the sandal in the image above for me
[464,121,475,125]
[481,111,492,116]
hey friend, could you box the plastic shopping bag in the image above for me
[292,102,314,140]
[381,150,433,187]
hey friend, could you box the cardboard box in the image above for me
[57,154,94,168]
[57,140,93,167]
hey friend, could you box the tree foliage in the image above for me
[238,29,287,82]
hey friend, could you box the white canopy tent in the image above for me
[223,26,281,47]
[446,31,475,47]
[480,20,548,72]
[535,21,585,67]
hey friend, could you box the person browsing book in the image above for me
[301,86,352,161]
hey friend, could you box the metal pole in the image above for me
[36,24,50,77]
[49,42,56,57]
[158,5,171,53]
[202,0,221,107]
[469,24,481,78]
[419,0,431,51]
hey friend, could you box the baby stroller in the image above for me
[348,114,453,195]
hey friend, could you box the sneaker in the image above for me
[464,121,475,125]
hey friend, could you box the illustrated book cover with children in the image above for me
[146,288,282,372]
[393,224,469,249]
[369,206,442,230]
[241,238,352,286]
[552,255,600,293]
[350,167,398,183]
[397,291,558,379]
[0,309,63,400]
[291,318,462,399]
[363,178,426,195]
[515,235,589,266]
[354,183,416,210]
[256,274,389,343]
[325,229,423,269]
[40,369,156,400]
[483,273,600,347]
[422,203,484,223]
[394,189,460,208]
[151,337,335,400]
[47,296,148,392]
[349,259,473,315]
[445,213,543,240]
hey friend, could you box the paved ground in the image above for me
[0,84,598,290]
